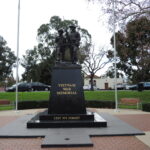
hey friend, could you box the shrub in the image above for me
[86,100,115,108]
[142,103,150,112]
[17,100,115,110]
[18,100,48,110]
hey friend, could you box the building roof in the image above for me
[85,75,100,79]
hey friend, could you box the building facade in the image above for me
[84,75,125,90]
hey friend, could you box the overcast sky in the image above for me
[0,0,112,77]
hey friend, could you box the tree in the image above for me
[82,46,112,90]
[88,0,150,29]
[0,76,16,89]
[109,17,150,83]
[21,46,55,84]
[0,36,16,81]
[22,16,91,83]
[105,65,124,78]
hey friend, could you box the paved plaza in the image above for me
[0,108,150,150]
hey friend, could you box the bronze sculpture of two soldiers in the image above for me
[55,25,81,64]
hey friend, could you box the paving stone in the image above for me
[116,114,150,131]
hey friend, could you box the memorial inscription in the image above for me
[57,83,77,95]
[53,116,80,121]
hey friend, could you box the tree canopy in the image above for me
[21,47,54,84]
[0,36,16,81]
[88,0,150,29]
[21,16,92,84]
[109,17,150,83]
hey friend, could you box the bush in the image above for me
[86,100,115,108]
[18,100,48,110]
[142,103,150,112]
[17,100,115,110]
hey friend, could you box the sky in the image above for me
[0,0,112,78]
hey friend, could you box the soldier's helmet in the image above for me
[69,25,76,29]
[58,29,64,34]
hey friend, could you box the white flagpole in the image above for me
[113,0,118,111]
[16,0,20,111]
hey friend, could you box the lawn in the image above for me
[0,90,150,103]
[0,105,14,111]
[85,90,150,103]
[0,91,50,102]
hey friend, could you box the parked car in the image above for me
[116,84,125,90]
[28,82,50,91]
[6,82,31,92]
[143,82,150,90]
[138,82,150,91]
[128,84,138,90]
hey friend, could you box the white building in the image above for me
[84,75,125,90]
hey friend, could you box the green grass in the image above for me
[118,105,139,109]
[0,90,150,102]
[0,105,14,111]
[85,90,150,103]
[0,91,50,102]
[0,90,150,110]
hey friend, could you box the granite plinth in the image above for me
[27,110,107,128]
[48,63,86,114]
[26,63,107,128]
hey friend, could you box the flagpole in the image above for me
[16,0,20,112]
[112,0,118,111]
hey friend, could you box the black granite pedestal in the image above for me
[27,63,107,128]
[48,63,86,114]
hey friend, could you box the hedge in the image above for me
[85,100,115,108]
[142,103,150,112]
[18,100,49,110]
[17,100,115,110]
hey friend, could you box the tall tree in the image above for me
[0,36,16,81]
[83,45,112,90]
[21,46,55,84]
[22,16,91,83]
[109,17,150,83]
[88,0,150,29]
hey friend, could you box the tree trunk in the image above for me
[90,73,94,91]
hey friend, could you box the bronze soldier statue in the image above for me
[55,26,81,64]
[66,25,81,64]
[55,29,66,62]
